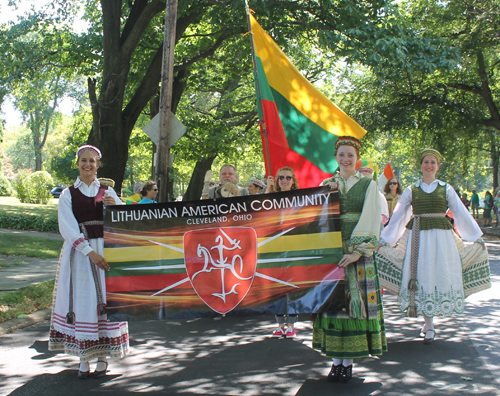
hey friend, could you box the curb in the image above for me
[0,309,51,337]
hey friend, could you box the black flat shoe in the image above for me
[78,370,90,379]
[327,364,342,382]
[94,361,108,378]
[339,364,352,383]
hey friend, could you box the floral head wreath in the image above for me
[249,177,265,189]
[421,148,442,163]
[335,136,362,151]
[76,145,102,159]
[98,177,115,188]
[357,166,373,175]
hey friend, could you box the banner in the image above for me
[104,187,345,321]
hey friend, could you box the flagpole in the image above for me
[245,2,272,176]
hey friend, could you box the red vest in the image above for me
[69,185,107,239]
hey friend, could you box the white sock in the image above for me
[96,358,107,372]
[333,358,342,366]
[79,361,90,372]
[424,316,434,331]
[342,358,353,367]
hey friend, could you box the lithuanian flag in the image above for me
[248,13,366,187]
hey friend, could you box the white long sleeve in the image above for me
[350,179,382,256]
[380,185,413,246]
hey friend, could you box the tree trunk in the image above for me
[183,157,216,201]
[31,113,43,171]
[150,94,159,179]
[491,137,499,190]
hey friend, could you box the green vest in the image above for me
[406,183,452,231]
[339,177,372,241]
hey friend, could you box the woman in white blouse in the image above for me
[49,145,129,378]
[377,149,489,344]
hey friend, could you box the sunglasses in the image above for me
[389,182,398,185]
[278,175,293,181]
[153,188,158,191]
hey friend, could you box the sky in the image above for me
[0,0,86,128]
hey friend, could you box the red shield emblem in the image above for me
[183,227,257,314]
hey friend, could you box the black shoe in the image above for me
[78,370,90,379]
[93,361,108,378]
[339,364,352,383]
[423,329,436,344]
[327,364,342,382]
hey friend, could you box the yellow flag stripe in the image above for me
[249,14,366,139]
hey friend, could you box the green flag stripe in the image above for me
[271,87,339,174]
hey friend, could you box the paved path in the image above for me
[0,232,499,395]
[0,228,61,296]
[1,292,499,395]
[0,228,62,241]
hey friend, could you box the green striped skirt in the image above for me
[312,255,387,359]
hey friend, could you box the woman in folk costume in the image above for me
[313,137,387,383]
[377,149,490,344]
[49,145,129,378]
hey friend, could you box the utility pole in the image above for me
[155,0,178,202]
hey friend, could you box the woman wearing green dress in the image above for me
[315,136,387,383]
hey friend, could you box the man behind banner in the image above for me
[202,164,249,199]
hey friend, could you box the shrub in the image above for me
[12,169,31,203]
[0,212,58,232]
[25,171,54,204]
[0,173,12,196]
[13,170,54,204]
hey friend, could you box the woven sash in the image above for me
[407,212,446,317]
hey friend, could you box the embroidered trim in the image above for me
[350,235,379,249]
[72,237,85,249]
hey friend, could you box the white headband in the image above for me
[76,145,102,159]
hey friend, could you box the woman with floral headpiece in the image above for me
[49,145,129,379]
[377,149,490,345]
[314,137,387,383]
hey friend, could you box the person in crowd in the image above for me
[265,167,300,338]
[470,189,480,219]
[49,145,129,379]
[247,177,266,195]
[265,166,299,194]
[202,165,249,199]
[377,149,489,345]
[139,180,158,204]
[314,137,386,383]
[461,192,470,211]
[483,190,493,226]
[358,166,389,227]
[494,190,500,227]
[384,177,403,219]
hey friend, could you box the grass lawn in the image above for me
[0,234,63,258]
[0,196,59,219]
[0,280,54,323]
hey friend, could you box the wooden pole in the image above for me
[245,3,272,177]
[155,0,178,202]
